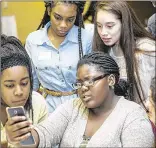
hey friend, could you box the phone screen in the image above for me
[6,107,36,146]
[7,107,26,118]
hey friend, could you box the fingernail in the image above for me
[27,133,31,137]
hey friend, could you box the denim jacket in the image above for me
[25,22,93,112]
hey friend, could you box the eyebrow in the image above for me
[54,12,76,19]
[4,77,29,82]
[76,75,95,81]
[96,21,115,25]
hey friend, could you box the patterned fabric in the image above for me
[79,135,91,148]
[25,21,93,113]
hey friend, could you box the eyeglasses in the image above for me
[72,74,109,90]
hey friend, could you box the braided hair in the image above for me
[37,1,85,59]
[77,51,129,98]
[1,34,34,121]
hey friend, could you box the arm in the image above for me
[121,107,154,147]
[5,100,73,147]
[25,38,40,91]
[1,127,8,147]
[135,39,155,99]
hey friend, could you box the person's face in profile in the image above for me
[76,64,111,109]
[48,2,77,37]
[1,66,30,107]
[96,10,122,46]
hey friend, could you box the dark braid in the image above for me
[1,34,34,122]
[37,1,85,59]
[77,51,129,97]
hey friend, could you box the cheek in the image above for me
[111,26,121,40]
[24,84,31,97]
[1,87,13,105]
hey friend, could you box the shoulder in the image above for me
[118,97,147,117]
[148,13,156,24]
[72,25,93,39]
[136,37,155,52]
[31,91,47,106]
[26,28,46,45]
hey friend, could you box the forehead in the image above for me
[1,66,29,80]
[77,64,102,78]
[52,2,77,16]
[96,9,119,24]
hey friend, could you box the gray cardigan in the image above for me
[34,97,154,147]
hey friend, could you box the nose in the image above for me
[101,26,108,36]
[81,85,89,92]
[60,20,67,28]
[14,85,23,96]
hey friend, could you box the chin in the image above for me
[83,101,98,109]
[104,42,114,47]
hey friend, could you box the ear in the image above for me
[108,74,115,86]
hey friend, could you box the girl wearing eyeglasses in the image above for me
[5,52,154,147]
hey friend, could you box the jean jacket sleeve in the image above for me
[25,38,40,91]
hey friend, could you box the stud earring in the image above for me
[109,84,114,89]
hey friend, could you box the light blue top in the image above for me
[25,22,93,112]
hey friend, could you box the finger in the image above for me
[7,116,26,125]
[15,132,31,142]
[13,126,32,138]
[12,120,32,132]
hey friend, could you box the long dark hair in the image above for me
[37,1,85,59]
[1,34,34,121]
[93,1,154,111]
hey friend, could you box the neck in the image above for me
[89,92,119,117]
[112,44,123,57]
[48,26,66,41]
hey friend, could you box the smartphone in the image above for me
[6,106,36,146]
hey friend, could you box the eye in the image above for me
[68,18,75,23]
[97,23,102,28]
[21,81,29,87]
[88,80,94,85]
[54,15,62,21]
[5,84,14,88]
[107,25,114,29]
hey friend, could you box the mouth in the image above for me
[12,99,26,104]
[102,38,111,42]
[58,30,67,34]
[82,95,91,102]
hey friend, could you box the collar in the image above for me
[36,22,79,46]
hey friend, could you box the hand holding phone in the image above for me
[6,106,36,146]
